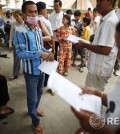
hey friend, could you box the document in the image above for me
[66,34,90,44]
[47,71,102,114]
[38,60,59,75]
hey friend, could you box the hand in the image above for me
[80,86,96,95]
[74,25,79,29]
[41,52,54,62]
[75,41,86,49]
[71,107,95,133]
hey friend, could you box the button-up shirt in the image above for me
[14,24,48,75]
[88,10,119,77]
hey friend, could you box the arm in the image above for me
[75,42,112,55]
[40,21,51,42]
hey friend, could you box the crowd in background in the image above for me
[0,0,120,134]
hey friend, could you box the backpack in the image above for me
[4,21,11,33]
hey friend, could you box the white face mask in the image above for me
[26,16,38,25]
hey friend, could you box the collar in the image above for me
[24,23,39,31]
[102,10,115,21]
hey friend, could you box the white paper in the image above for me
[47,71,101,114]
[71,21,75,27]
[38,60,59,75]
[66,34,90,44]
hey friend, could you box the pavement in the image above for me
[0,49,119,134]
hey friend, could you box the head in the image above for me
[22,1,38,25]
[82,17,91,27]
[74,10,81,21]
[115,21,120,49]
[6,10,11,18]
[13,10,23,24]
[96,0,116,16]
[53,0,62,13]
[62,14,71,26]
[88,7,91,12]
[93,8,99,17]
[36,1,47,17]
[66,9,73,17]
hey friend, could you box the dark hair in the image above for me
[22,1,36,13]
[63,14,71,26]
[83,17,91,26]
[88,7,91,11]
[54,0,62,7]
[66,9,73,15]
[116,21,120,33]
[93,8,98,12]
[36,1,46,13]
[74,10,81,17]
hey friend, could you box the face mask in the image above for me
[26,16,38,25]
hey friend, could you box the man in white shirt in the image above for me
[75,0,119,91]
[90,8,101,42]
[49,0,64,61]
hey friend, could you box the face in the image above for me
[115,32,120,49]
[41,8,47,17]
[74,16,80,21]
[93,11,98,17]
[23,4,38,20]
[6,13,11,18]
[54,2,61,13]
[14,13,23,23]
[82,20,86,27]
[62,17,69,25]
[96,0,112,16]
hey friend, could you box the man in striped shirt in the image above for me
[14,1,54,133]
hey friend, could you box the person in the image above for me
[14,1,54,134]
[71,10,83,67]
[75,0,119,91]
[66,9,73,18]
[71,22,120,134]
[9,10,24,80]
[36,1,55,96]
[78,17,91,73]
[57,14,75,76]
[0,74,14,120]
[89,8,101,43]
[4,10,14,47]
[49,0,64,61]
[84,7,92,20]
[113,0,120,76]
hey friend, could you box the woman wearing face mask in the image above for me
[9,10,24,80]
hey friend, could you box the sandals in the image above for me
[37,109,45,117]
[9,76,18,80]
[32,124,44,134]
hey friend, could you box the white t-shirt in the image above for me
[38,15,53,36]
[116,9,120,20]
[49,10,64,41]
[87,10,119,77]
[92,15,101,34]
[105,76,120,131]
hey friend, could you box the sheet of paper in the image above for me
[38,60,59,75]
[71,21,75,27]
[66,34,90,44]
[47,71,101,114]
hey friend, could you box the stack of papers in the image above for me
[47,71,102,114]
[66,34,90,44]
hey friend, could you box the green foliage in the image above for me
[115,0,119,9]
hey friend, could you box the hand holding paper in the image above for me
[47,71,102,114]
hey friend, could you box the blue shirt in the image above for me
[14,24,48,75]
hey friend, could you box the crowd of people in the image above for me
[0,0,120,134]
